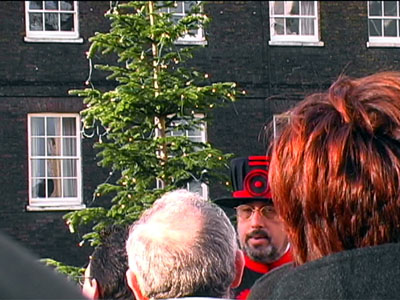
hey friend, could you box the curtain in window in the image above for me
[62,118,77,197]
[301,1,314,35]
[31,117,46,198]
[47,138,61,197]
[285,1,294,14]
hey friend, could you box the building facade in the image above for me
[1,1,399,266]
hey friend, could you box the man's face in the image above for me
[236,201,288,264]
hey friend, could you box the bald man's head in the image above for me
[125,189,241,299]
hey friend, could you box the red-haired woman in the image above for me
[249,72,400,299]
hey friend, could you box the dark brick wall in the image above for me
[0,95,110,266]
[200,1,400,198]
[201,2,271,160]
[0,1,112,266]
[204,1,400,151]
[2,1,400,265]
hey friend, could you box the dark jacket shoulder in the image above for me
[248,243,400,300]
[0,231,85,299]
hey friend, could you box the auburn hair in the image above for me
[270,72,400,265]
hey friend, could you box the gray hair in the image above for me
[126,189,238,299]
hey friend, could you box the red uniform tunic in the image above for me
[233,250,293,300]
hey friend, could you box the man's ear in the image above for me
[82,278,100,299]
[231,249,245,288]
[126,269,148,300]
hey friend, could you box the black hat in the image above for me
[214,156,273,208]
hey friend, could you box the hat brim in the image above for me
[213,197,273,208]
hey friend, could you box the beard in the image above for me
[241,229,281,264]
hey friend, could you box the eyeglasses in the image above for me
[235,204,277,220]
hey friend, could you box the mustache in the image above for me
[246,229,270,241]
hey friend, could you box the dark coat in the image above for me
[0,231,85,299]
[248,242,400,300]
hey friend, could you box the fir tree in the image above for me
[65,1,239,248]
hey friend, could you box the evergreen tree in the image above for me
[65,1,239,248]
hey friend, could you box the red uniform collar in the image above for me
[244,247,292,273]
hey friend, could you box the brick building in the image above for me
[1,1,399,266]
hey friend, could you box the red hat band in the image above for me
[233,168,271,198]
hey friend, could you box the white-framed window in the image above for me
[160,1,206,45]
[168,116,208,198]
[156,115,208,198]
[269,1,323,46]
[27,114,84,211]
[367,1,400,47]
[24,1,83,43]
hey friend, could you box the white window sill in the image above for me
[24,37,84,44]
[175,39,207,46]
[26,204,86,211]
[269,40,324,47]
[367,41,400,48]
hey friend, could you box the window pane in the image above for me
[184,1,196,13]
[32,179,40,197]
[188,27,198,36]
[29,13,43,31]
[172,127,184,136]
[45,13,59,31]
[45,1,59,10]
[32,179,56,198]
[63,159,77,177]
[31,117,45,136]
[31,138,45,156]
[286,18,299,35]
[29,1,43,9]
[369,1,382,16]
[384,1,397,16]
[301,1,315,16]
[171,15,181,24]
[60,13,74,31]
[158,1,167,13]
[188,127,201,136]
[47,138,61,156]
[47,117,60,136]
[47,159,61,177]
[63,138,76,156]
[384,19,397,36]
[32,159,46,177]
[287,1,299,15]
[301,18,314,35]
[190,137,202,143]
[274,18,285,34]
[188,180,202,195]
[60,1,74,11]
[63,179,77,197]
[273,1,284,15]
[50,179,61,197]
[171,2,183,13]
[369,19,382,36]
[62,118,76,136]
[32,179,46,198]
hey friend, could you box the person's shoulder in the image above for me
[248,243,400,300]
[0,231,86,300]
[169,298,231,300]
